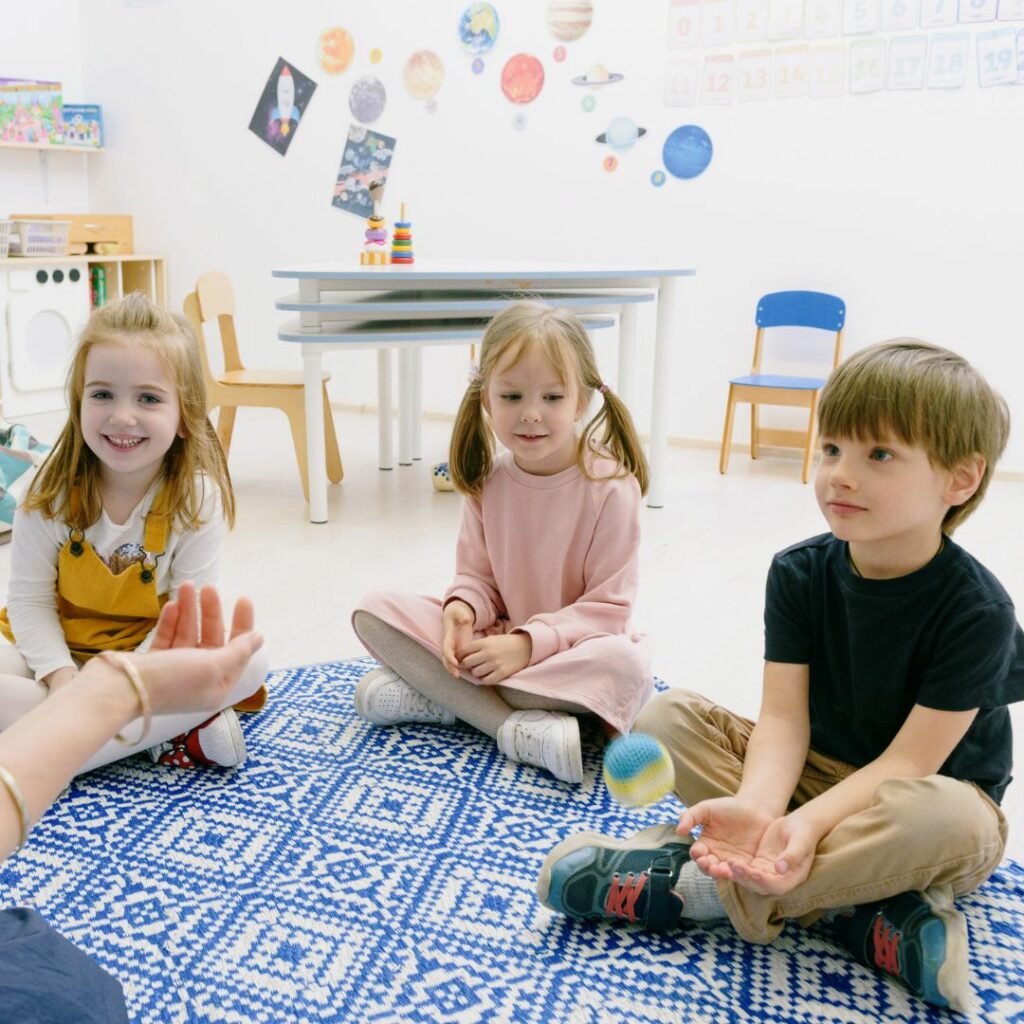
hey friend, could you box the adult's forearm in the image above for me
[737,713,811,817]
[0,665,138,858]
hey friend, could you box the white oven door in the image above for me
[2,264,89,416]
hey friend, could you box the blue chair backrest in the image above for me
[756,291,846,332]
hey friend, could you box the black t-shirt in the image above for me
[764,533,1024,804]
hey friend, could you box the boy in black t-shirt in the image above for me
[537,340,1023,1011]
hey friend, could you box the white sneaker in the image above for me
[497,710,583,784]
[354,667,456,726]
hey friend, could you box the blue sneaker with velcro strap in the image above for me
[537,823,690,932]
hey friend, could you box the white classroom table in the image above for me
[272,261,696,523]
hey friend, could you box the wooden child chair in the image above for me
[719,290,846,483]
[182,271,342,501]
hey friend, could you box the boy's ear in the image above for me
[945,454,986,508]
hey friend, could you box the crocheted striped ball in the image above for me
[602,733,675,808]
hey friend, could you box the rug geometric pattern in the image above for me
[1,658,1022,1023]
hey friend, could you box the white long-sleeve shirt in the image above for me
[3,478,224,679]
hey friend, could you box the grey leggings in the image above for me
[353,611,588,738]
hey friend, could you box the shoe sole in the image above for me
[537,822,687,916]
[920,885,970,1012]
[221,710,247,764]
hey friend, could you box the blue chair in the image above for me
[719,290,846,483]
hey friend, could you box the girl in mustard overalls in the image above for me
[0,292,268,771]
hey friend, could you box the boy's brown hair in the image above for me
[818,339,1009,532]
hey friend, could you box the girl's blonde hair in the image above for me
[818,339,1009,532]
[25,291,235,530]
[449,301,649,497]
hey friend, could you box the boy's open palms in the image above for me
[680,797,818,896]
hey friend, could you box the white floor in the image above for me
[3,406,1022,860]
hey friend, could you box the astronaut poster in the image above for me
[248,57,317,156]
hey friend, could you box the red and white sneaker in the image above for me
[148,709,247,768]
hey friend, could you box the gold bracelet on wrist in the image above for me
[0,763,30,850]
[98,651,152,746]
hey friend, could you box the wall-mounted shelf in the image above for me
[0,141,103,153]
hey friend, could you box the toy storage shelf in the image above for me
[0,254,166,308]
[0,141,104,153]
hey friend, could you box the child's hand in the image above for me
[441,599,475,677]
[44,667,78,694]
[678,797,774,878]
[459,633,532,685]
[722,814,820,896]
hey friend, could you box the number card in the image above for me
[810,43,847,93]
[920,0,958,26]
[976,25,1019,81]
[736,0,770,40]
[844,0,880,33]
[702,0,738,45]
[849,36,887,89]
[887,34,928,85]
[738,48,774,97]
[805,0,844,36]
[927,31,970,85]
[664,56,702,104]
[702,54,737,102]
[769,0,805,38]
[880,0,921,30]
[998,0,1024,19]
[669,0,702,48]
[774,44,810,94]
[959,0,998,20]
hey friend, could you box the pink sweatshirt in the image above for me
[446,451,644,662]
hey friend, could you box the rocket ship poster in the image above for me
[248,57,317,155]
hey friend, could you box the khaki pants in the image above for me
[634,690,1008,943]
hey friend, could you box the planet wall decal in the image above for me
[458,2,500,55]
[404,50,445,101]
[662,124,713,179]
[317,27,355,75]
[573,64,624,86]
[596,116,647,152]
[349,75,387,123]
[547,0,594,41]
[501,53,545,104]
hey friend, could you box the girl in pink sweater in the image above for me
[352,302,653,783]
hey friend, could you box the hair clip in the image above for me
[467,365,483,385]
[598,383,610,395]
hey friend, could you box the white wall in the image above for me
[13,0,1024,466]
[0,1,90,216]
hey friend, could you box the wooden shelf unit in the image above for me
[0,253,166,308]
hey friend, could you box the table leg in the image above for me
[412,347,423,460]
[648,276,682,509]
[398,348,414,466]
[617,303,639,415]
[303,347,328,523]
[377,348,393,470]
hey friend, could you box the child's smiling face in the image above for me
[484,342,585,477]
[80,340,183,492]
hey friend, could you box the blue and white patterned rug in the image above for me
[1,658,1022,1024]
